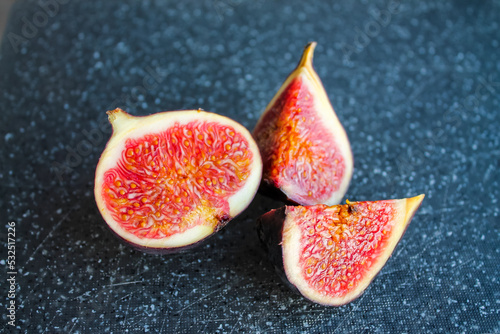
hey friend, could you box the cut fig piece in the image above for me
[94,108,262,253]
[253,42,353,206]
[257,195,425,306]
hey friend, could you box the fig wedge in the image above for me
[253,42,353,206]
[257,195,425,306]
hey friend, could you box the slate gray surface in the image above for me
[1,0,499,333]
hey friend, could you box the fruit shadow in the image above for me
[58,162,294,294]
[69,185,320,312]
[70,180,274,266]
[204,193,298,293]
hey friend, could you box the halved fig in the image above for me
[94,108,262,253]
[257,195,424,306]
[253,42,353,206]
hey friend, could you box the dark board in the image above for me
[1,0,499,332]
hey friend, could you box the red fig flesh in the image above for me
[257,195,425,306]
[95,108,262,252]
[253,42,353,206]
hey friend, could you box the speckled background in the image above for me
[1,0,499,333]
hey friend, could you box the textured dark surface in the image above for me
[1,0,499,332]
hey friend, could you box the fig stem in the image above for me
[107,108,135,133]
[297,41,317,69]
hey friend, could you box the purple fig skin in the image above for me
[257,208,285,265]
[256,208,300,294]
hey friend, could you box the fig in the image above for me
[257,195,425,306]
[94,108,262,253]
[253,42,353,206]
